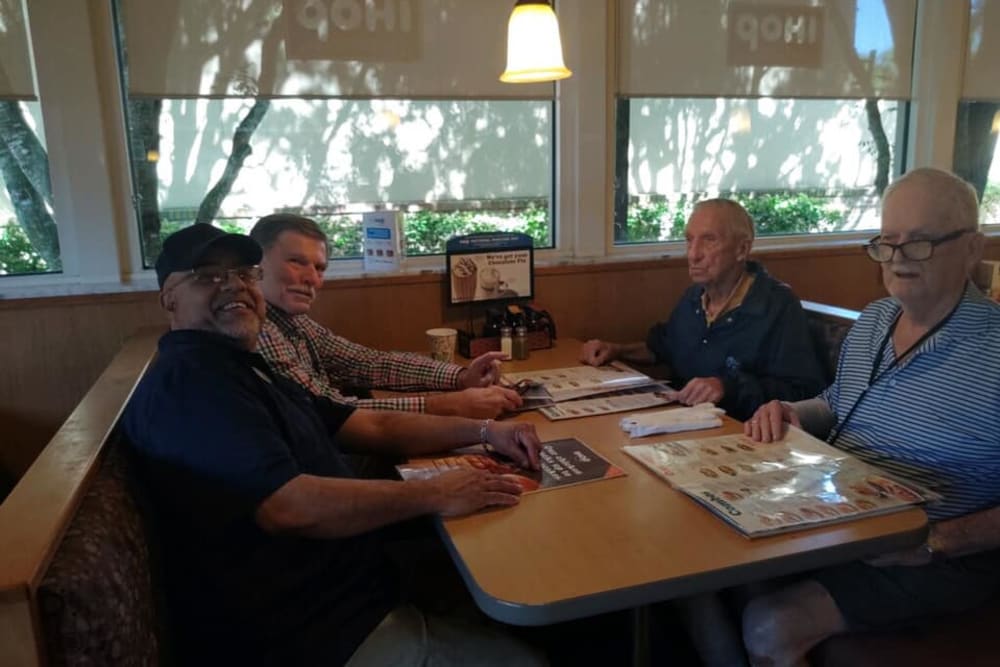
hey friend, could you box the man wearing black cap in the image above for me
[125,224,546,666]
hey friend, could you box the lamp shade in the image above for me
[500,1,571,83]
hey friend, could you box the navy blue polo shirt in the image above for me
[123,330,398,666]
[646,262,826,420]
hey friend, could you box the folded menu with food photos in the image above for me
[502,361,658,403]
[396,438,626,495]
[537,383,677,420]
[624,427,931,538]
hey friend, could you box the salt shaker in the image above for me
[499,326,513,359]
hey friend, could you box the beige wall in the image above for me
[2,241,998,485]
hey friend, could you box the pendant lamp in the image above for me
[500,0,572,83]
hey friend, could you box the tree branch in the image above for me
[0,134,60,268]
[0,100,53,206]
[127,98,164,258]
[864,99,890,195]
[194,98,271,225]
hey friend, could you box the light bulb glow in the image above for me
[729,108,752,135]
[500,3,571,84]
[992,110,1000,134]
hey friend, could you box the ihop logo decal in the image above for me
[284,0,421,62]
[727,3,824,68]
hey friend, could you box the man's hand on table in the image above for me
[485,420,542,470]
[677,377,724,406]
[744,399,800,442]
[419,421,541,517]
[425,469,526,517]
[579,339,615,367]
[457,351,506,388]
[426,386,522,418]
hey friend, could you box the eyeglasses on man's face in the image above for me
[179,265,264,287]
[863,229,971,263]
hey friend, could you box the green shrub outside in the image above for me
[0,221,48,275]
[982,183,1000,224]
[0,193,864,273]
[314,204,550,258]
[621,192,846,243]
[17,185,999,273]
[403,203,550,256]
[152,204,551,261]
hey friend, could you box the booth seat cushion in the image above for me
[812,596,1000,667]
[805,313,854,384]
[37,442,160,666]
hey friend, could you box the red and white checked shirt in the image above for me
[257,305,464,412]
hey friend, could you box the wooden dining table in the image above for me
[435,338,929,629]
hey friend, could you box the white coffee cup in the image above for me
[426,328,458,363]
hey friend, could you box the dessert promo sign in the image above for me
[445,232,534,305]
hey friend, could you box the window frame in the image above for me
[0,0,994,299]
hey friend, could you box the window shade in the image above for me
[121,0,553,99]
[962,0,1000,100]
[618,0,916,99]
[0,1,37,100]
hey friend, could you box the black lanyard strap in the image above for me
[828,298,962,445]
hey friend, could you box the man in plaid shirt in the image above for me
[252,214,522,418]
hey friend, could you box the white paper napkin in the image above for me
[619,403,725,438]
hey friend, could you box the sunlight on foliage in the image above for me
[0,221,48,275]
[622,192,846,243]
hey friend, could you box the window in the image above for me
[954,0,1000,226]
[114,0,554,268]
[0,2,991,298]
[0,2,58,276]
[614,0,915,244]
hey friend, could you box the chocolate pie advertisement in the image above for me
[446,232,534,305]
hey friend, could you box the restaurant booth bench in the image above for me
[0,329,166,666]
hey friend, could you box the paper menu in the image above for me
[624,428,929,537]
[503,361,656,403]
[395,438,626,495]
[538,384,677,420]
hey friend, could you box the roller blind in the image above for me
[0,0,37,100]
[962,0,1000,100]
[121,0,553,99]
[618,0,916,99]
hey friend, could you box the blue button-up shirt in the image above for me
[647,262,826,420]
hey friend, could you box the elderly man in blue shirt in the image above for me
[580,198,825,420]
[742,168,1000,666]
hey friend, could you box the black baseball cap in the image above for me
[155,224,263,288]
